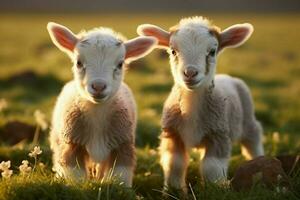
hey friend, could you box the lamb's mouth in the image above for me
[91,94,109,102]
[184,79,203,89]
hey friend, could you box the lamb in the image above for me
[137,16,264,190]
[47,22,157,187]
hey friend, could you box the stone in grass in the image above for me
[231,156,290,191]
[0,120,36,145]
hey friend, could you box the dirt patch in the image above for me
[0,121,36,145]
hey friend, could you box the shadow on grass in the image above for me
[281,118,300,134]
[126,59,155,74]
[0,70,63,104]
[149,102,163,115]
[256,109,277,129]
[141,82,172,94]
[136,119,160,148]
[231,73,288,89]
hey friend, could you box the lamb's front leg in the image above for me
[200,135,231,182]
[160,132,189,191]
[108,142,136,187]
[58,143,88,180]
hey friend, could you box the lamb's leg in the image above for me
[58,143,88,180]
[234,79,264,160]
[160,132,189,191]
[241,120,264,160]
[201,136,231,182]
[106,142,136,187]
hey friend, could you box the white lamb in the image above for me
[47,22,157,186]
[137,17,264,190]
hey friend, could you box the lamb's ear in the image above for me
[219,23,253,52]
[47,22,78,54]
[124,36,158,62]
[137,24,170,48]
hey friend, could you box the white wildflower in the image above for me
[39,162,46,169]
[144,171,151,177]
[149,149,157,156]
[282,187,287,193]
[0,160,13,179]
[0,160,11,171]
[1,169,13,179]
[19,160,32,175]
[0,98,8,112]
[277,174,282,181]
[34,110,48,130]
[276,186,288,193]
[272,132,280,143]
[29,146,43,158]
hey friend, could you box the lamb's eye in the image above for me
[77,60,83,68]
[117,61,124,70]
[171,49,177,56]
[209,49,216,57]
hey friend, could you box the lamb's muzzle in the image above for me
[89,80,108,100]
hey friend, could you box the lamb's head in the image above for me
[47,22,157,103]
[137,17,253,90]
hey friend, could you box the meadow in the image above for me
[0,13,299,199]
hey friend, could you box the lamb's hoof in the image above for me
[161,185,188,200]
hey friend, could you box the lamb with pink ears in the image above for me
[47,22,157,186]
[137,17,264,190]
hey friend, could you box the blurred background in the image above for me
[1,0,300,12]
[0,1,299,199]
[0,0,299,171]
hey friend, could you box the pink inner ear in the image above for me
[125,38,153,59]
[143,28,170,47]
[52,26,78,52]
[125,37,155,60]
[219,26,251,51]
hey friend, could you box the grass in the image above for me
[0,13,300,199]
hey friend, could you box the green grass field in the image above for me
[0,13,299,199]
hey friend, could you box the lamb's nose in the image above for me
[91,81,107,95]
[184,67,198,79]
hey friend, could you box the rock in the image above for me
[276,155,300,175]
[231,156,290,191]
[0,121,36,145]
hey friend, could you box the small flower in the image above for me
[34,110,48,130]
[23,160,29,165]
[38,162,45,169]
[144,171,151,177]
[19,160,32,175]
[0,98,8,112]
[282,187,287,193]
[277,174,282,181]
[149,149,157,156]
[272,132,280,143]
[1,169,13,179]
[29,146,43,158]
[276,186,288,193]
[0,161,11,171]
